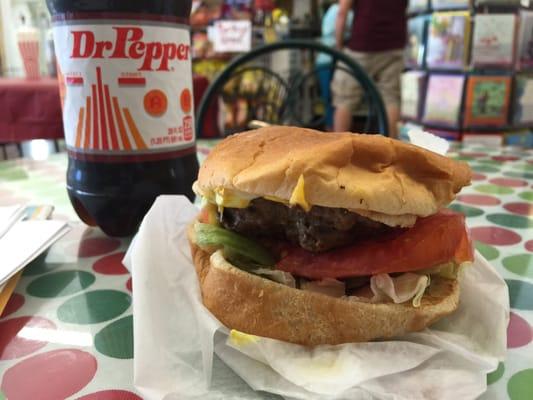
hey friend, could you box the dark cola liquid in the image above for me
[48,0,198,237]
[67,154,197,236]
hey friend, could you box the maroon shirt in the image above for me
[348,0,407,52]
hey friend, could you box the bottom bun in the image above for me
[188,235,460,346]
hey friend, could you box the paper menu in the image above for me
[471,14,516,67]
[0,205,26,239]
[422,74,465,127]
[124,196,509,400]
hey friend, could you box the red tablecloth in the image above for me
[0,75,213,143]
[0,78,63,143]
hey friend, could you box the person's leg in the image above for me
[373,49,404,138]
[333,105,353,132]
[331,49,365,132]
[386,103,400,138]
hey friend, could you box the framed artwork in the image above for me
[517,10,533,70]
[426,12,471,70]
[405,15,428,68]
[513,75,533,125]
[401,70,426,120]
[423,74,465,127]
[463,75,511,127]
[471,14,516,67]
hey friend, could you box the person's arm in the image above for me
[335,0,353,49]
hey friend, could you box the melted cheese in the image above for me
[289,174,311,211]
[229,329,259,346]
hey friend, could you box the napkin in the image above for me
[0,206,70,286]
[124,196,509,400]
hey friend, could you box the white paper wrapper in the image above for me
[123,196,509,400]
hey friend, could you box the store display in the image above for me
[512,74,533,125]
[463,75,511,127]
[405,15,428,67]
[471,14,516,67]
[516,10,533,70]
[426,12,471,69]
[401,70,426,120]
[46,0,199,237]
[422,74,465,127]
[432,0,471,10]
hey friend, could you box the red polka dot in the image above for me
[470,226,522,246]
[1,349,97,400]
[77,390,142,400]
[457,194,501,206]
[507,312,532,348]
[489,178,528,187]
[93,252,128,275]
[492,155,520,162]
[0,317,56,360]
[504,202,533,216]
[460,152,487,158]
[0,294,25,319]
[126,277,132,292]
[526,240,533,252]
[68,237,121,258]
[472,173,486,181]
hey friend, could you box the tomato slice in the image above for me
[276,209,474,279]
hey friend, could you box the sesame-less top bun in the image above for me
[196,126,472,217]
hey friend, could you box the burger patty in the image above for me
[220,198,393,252]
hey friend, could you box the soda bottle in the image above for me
[46,0,198,236]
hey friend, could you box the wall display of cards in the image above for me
[401,70,427,120]
[432,0,471,10]
[463,75,511,127]
[471,14,517,67]
[405,15,429,67]
[422,74,465,127]
[513,74,533,124]
[426,12,471,70]
[516,10,533,70]
[408,0,430,14]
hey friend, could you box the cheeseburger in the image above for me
[188,126,473,346]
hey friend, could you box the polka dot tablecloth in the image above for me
[0,140,531,400]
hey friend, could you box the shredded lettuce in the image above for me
[194,222,275,268]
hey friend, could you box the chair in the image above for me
[195,39,389,137]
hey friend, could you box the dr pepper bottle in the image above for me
[46,0,198,236]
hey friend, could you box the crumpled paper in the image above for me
[123,195,509,400]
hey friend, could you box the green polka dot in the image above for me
[57,290,131,324]
[519,191,533,202]
[508,369,533,400]
[0,167,28,181]
[0,160,18,170]
[487,362,505,385]
[474,184,514,195]
[504,171,533,180]
[487,213,533,229]
[94,315,133,359]
[23,252,64,276]
[503,254,533,278]
[448,204,484,217]
[477,159,502,165]
[453,156,476,161]
[505,280,533,310]
[475,241,500,261]
[471,165,500,173]
[27,270,95,298]
[512,164,533,172]
[0,390,5,400]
